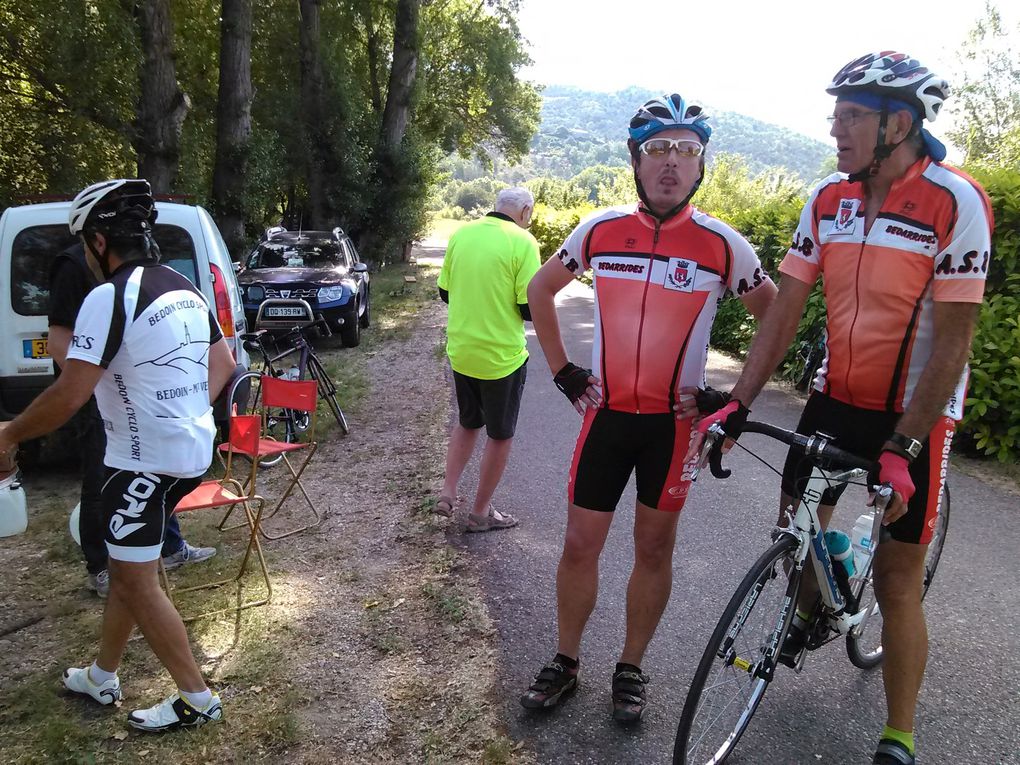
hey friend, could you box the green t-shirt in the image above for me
[437,214,542,379]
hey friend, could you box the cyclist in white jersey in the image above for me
[0,179,236,732]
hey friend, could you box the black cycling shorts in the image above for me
[781,392,954,545]
[102,469,201,563]
[453,360,527,440]
[568,408,695,513]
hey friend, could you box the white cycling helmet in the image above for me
[826,51,949,123]
[68,178,156,236]
[629,93,712,145]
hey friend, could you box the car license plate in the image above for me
[265,306,307,317]
[23,338,49,359]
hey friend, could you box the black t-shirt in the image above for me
[48,243,97,330]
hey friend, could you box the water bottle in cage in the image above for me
[850,512,876,579]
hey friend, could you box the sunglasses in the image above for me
[639,138,705,158]
[826,110,881,128]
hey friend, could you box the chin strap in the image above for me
[847,99,914,184]
[632,159,705,223]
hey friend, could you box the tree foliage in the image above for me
[0,0,540,263]
[947,2,1020,168]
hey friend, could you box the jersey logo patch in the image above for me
[830,198,860,235]
[664,258,697,292]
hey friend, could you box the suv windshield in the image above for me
[10,223,198,316]
[249,241,344,270]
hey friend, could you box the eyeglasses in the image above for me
[826,110,881,128]
[639,137,705,158]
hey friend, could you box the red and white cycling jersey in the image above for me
[780,157,993,419]
[557,204,771,414]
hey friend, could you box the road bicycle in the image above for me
[240,301,350,457]
[673,421,950,765]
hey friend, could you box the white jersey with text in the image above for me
[67,261,223,477]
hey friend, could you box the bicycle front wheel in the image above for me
[307,355,349,435]
[674,534,801,765]
[846,485,951,669]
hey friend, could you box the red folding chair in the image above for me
[218,375,324,540]
[160,413,271,622]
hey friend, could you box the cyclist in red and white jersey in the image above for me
[693,53,994,765]
[520,94,777,722]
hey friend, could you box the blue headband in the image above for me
[836,93,946,161]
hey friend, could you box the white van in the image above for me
[0,200,249,421]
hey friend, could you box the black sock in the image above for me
[615,662,641,675]
[554,653,578,670]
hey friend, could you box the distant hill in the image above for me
[475,85,833,183]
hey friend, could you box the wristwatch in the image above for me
[887,432,923,462]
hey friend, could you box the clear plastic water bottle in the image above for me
[824,529,856,579]
[851,512,875,575]
[285,364,300,381]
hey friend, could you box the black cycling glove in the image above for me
[554,362,593,404]
[694,386,732,414]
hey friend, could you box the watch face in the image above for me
[892,433,922,458]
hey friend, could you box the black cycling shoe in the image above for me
[611,663,648,723]
[873,739,916,764]
[777,620,808,669]
[519,657,579,709]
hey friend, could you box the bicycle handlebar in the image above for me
[700,420,877,480]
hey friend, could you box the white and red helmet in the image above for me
[826,51,949,123]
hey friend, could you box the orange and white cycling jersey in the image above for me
[780,157,993,419]
[557,204,771,414]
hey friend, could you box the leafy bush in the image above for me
[529,202,594,261]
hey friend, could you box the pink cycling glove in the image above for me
[696,399,749,439]
[877,450,915,504]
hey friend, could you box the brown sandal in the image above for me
[434,495,455,517]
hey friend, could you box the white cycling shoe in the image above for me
[63,666,122,706]
[128,692,223,732]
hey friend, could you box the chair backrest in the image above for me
[261,375,318,412]
[229,414,262,454]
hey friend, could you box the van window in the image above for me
[10,224,198,316]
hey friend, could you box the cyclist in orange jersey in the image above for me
[521,94,777,723]
[692,53,993,765]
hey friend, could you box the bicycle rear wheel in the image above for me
[674,534,801,765]
[846,486,951,669]
[307,355,349,435]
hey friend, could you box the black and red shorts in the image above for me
[102,469,201,563]
[781,392,954,545]
[568,408,694,513]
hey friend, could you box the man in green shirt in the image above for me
[436,187,541,531]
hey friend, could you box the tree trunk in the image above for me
[379,0,420,152]
[299,0,326,229]
[359,0,382,113]
[211,0,253,259]
[133,0,190,193]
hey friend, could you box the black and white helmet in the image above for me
[826,51,949,123]
[68,179,156,236]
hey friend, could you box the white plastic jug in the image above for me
[0,472,27,537]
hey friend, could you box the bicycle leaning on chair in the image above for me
[673,420,950,765]
[239,299,350,466]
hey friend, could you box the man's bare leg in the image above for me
[107,558,206,692]
[619,502,681,666]
[556,503,614,659]
[440,424,481,501]
[469,436,513,518]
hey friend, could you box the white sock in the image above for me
[180,687,213,709]
[89,661,117,684]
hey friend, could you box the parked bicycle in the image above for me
[240,299,350,456]
[673,421,949,765]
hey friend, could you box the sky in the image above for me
[516,0,1019,156]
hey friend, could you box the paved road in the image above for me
[447,275,1020,765]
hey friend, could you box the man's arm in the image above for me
[47,326,73,369]
[889,301,979,445]
[730,275,814,405]
[207,338,237,404]
[737,279,779,323]
[527,257,580,375]
[0,360,103,451]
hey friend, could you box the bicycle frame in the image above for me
[696,424,891,676]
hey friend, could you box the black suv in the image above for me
[238,227,370,346]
